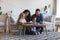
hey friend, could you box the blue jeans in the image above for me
[18,29,22,36]
[31,27,36,32]
[25,28,31,34]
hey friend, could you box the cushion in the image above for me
[44,16,52,22]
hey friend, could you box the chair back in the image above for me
[44,16,52,22]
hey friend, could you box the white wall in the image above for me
[0,0,54,22]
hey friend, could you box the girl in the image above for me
[19,13,26,23]
[18,13,26,36]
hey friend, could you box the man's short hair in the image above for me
[36,9,40,11]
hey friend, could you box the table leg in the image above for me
[56,25,58,32]
[45,26,47,35]
[23,27,26,36]
[57,26,58,32]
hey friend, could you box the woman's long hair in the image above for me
[23,9,31,17]
[23,9,31,22]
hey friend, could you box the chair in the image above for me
[44,15,56,32]
[9,16,18,33]
[55,18,60,32]
[0,15,8,32]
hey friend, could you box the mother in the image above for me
[23,9,31,34]
[23,9,31,22]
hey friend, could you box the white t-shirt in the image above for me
[19,18,26,23]
[19,18,26,29]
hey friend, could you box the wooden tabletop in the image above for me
[18,22,46,27]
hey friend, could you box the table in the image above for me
[18,23,47,36]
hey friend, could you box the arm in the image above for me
[36,13,44,23]
[40,13,44,23]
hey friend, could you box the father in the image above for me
[32,9,44,34]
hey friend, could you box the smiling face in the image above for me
[35,10,40,15]
[20,13,25,19]
[25,12,29,17]
[36,11,40,15]
[35,9,40,15]
[23,13,25,18]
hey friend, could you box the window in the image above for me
[56,0,60,18]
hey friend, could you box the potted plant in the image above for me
[44,5,48,13]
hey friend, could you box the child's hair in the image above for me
[19,13,25,19]
[32,16,36,21]
[17,13,25,23]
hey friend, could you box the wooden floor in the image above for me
[0,27,60,40]
[0,32,60,40]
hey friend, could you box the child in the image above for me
[19,13,26,23]
[18,13,26,36]
[32,17,40,35]
[31,17,37,35]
